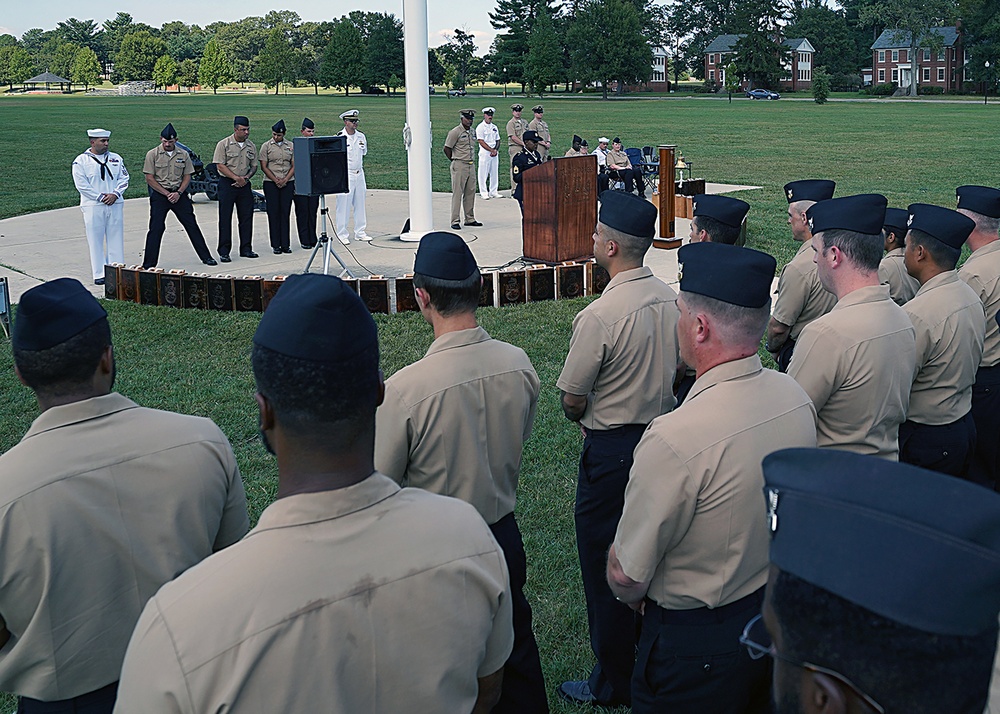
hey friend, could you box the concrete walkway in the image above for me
[0,183,761,305]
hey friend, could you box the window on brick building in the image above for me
[938,50,945,61]
[879,50,885,62]
[938,67,945,81]
[923,68,930,81]
[924,49,930,61]
[709,69,715,81]
[892,68,898,82]
[879,69,885,82]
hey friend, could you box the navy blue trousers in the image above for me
[18,682,118,714]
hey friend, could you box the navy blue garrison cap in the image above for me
[784,179,835,203]
[764,448,1000,637]
[301,117,314,130]
[693,194,750,228]
[12,278,107,351]
[160,123,176,140]
[882,207,909,235]
[522,130,540,143]
[271,119,286,133]
[957,185,1000,218]
[678,242,776,308]
[807,194,887,236]
[414,232,479,280]
[599,191,657,239]
[907,203,975,250]
[234,115,249,127]
[253,274,377,363]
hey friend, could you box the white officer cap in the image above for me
[482,107,495,114]
[87,128,111,138]
[339,110,360,120]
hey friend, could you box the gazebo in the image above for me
[24,71,71,93]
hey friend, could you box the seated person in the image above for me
[595,137,610,194]
[606,138,641,197]
[565,135,585,157]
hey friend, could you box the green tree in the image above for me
[0,45,33,89]
[437,28,477,89]
[0,35,17,49]
[153,54,178,90]
[319,17,365,96]
[525,8,562,95]
[256,27,294,93]
[199,38,233,94]
[160,21,209,63]
[568,0,652,99]
[177,58,199,91]
[71,46,102,89]
[364,13,404,92]
[958,0,1000,89]
[812,65,831,102]
[101,13,155,75]
[210,17,268,86]
[723,60,740,100]
[114,30,167,82]
[428,48,446,85]
[667,0,742,78]
[860,0,955,96]
[490,0,558,89]
[52,41,81,80]
[56,18,102,55]
[786,6,860,77]
[732,0,790,88]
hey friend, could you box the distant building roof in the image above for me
[705,35,744,53]
[871,27,959,50]
[783,38,815,52]
[26,71,70,84]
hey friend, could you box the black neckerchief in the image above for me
[89,151,111,180]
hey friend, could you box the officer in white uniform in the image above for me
[72,128,129,285]
[476,107,502,200]
[335,109,369,244]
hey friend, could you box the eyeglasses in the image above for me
[739,614,885,714]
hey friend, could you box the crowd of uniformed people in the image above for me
[7,113,1000,713]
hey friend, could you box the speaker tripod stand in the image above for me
[304,195,354,278]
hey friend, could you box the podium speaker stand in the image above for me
[522,155,597,263]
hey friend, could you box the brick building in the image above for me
[871,26,967,92]
[704,35,815,90]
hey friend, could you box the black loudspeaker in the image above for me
[293,136,349,196]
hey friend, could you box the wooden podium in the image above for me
[522,155,597,263]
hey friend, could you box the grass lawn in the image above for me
[0,94,998,709]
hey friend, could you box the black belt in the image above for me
[644,587,764,626]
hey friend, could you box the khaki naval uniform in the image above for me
[212,134,257,257]
[259,138,295,252]
[444,123,477,225]
[374,326,546,712]
[556,266,679,706]
[788,285,917,460]
[113,475,513,714]
[878,247,920,305]
[771,241,839,370]
[527,117,550,161]
[0,393,249,703]
[141,144,213,267]
[614,355,817,712]
[900,271,985,476]
[958,240,1000,486]
[507,115,527,187]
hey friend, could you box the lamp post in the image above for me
[503,67,507,97]
[986,61,991,105]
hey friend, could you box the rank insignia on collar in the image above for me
[907,214,914,226]
[786,188,794,200]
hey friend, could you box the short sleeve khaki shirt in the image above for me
[788,285,916,459]
[142,145,193,191]
[614,356,817,610]
[506,117,526,153]
[557,266,680,430]
[444,123,475,162]
[258,138,294,181]
[904,271,985,424]
[606,149,631,169]
[958,240,1000,367]
[0,393,249,700]
[878,248,920,305]
[772,241,838,339]
[374,326,540,525]
[212,134,257,176]
[113,475,513,714]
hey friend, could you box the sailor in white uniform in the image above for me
[335,109,369,244]
[71,128,129,285]
[476,107,501,199]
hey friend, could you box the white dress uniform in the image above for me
[476,115,501,199]
[71,132,129,280]
[335,112,369,244]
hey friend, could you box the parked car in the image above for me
[364,86,386,95]
[746,88,780,100]
[448,88,467,96]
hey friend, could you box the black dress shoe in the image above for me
[94,278,105,286]
[240,251,259,259]
[451,223,462,230]
[300,243,313,249]
[282,248,292,254]
[273,248,283,255]
[203,258,218,267]
[219,254,232,263]
[557,681,597,705]
[464,220,483,227]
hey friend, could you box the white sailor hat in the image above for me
[87,128,111,138]
[339,110,360,120]
[482,106,495,114]
[598,137,610,144]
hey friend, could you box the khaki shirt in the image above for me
[506,117,526,154]
[258,138,294,181]
[374,326,540,525]
[606,149,631,170]
[212,134,257,176]
[614,356,817,610]
[0,393,249,700]
[565,148,586,157]
[878,248,919,305]
[444,123,476,162]
[772,241,838,339]
[557,266,680,430]
[527,118,550,158]
[958,239,1000,367]
[904,271,985,424]
[142,145,193,191]
[788,285,916,459]
[113,475,513,714]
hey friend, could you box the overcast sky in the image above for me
[2,1,497,54]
